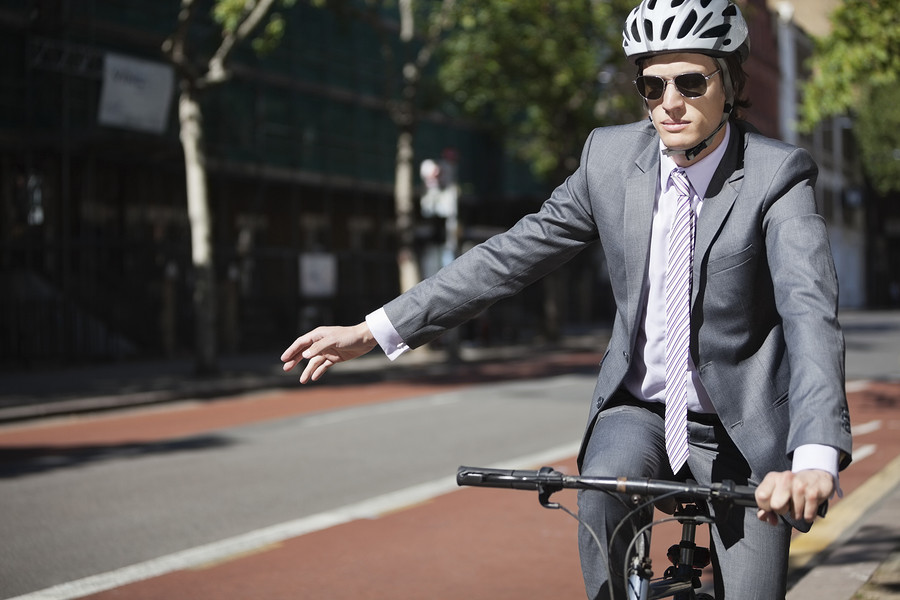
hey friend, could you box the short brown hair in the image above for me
[724,53,751,120]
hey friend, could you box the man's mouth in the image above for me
[662,121,689,133]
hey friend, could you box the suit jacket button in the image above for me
[596,396,604,409]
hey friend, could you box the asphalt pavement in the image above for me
[1,310,899,599]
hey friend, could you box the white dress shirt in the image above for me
[621,125,731,414]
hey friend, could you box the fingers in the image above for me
[280,326,351,382]
[755,471,791,524]
[282,322,376,383]
[281,333,315,369]
[300,355,334,384]
[795,469,834,522]
[799,482,821,522]
[281,327,333,373]
[755,469,833,525]
[756,508,781,526]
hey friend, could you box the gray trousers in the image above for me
[577,398,791,599]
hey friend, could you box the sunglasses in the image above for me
[633,69,721,101]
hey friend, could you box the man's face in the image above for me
[641,52,727,166]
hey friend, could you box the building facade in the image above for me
[0,1,599,366]
[0,0,874,369]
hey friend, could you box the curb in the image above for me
[787,454,900,599]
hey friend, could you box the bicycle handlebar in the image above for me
[457,466,758,507]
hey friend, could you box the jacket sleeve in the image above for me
[761,146,852,470]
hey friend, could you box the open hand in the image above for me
[281,323,377,383]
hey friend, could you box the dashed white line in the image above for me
[852,444,877,462]
[852,419,882,437]
[846,380,871,393]
[301,394,460,427]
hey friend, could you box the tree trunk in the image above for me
[394,127,420,293]
[178,85,218,374]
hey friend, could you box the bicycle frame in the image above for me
[629,502,714,600]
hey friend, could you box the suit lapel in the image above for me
[624,142,660,333]
[692,126,744,306]
[622,123,745,321]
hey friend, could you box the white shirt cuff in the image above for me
[792,443,842,497]
[365,307,410,361]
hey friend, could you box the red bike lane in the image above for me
[3,372,899,599]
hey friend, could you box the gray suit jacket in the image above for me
[384,119,853,484]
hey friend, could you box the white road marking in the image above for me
[852,419,882,437]
[301,394,460,427]
[852,443,877,463]
[846,380,870,393]
[7,441,581,600]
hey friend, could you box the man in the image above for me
[282,0,853,597]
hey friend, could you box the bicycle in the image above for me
[456,465,758,600]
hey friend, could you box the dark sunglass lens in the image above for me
[636,76,664,100]
[674,73,707,97]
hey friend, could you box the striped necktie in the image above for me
[664,168,694,474]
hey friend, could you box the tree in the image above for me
[799,0,900,195]
[437,0,639,339]
[438,0,640,183]
[304,1,637,340]
[162,0,295,374]
[310,0,458,293]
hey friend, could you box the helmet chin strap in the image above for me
[661,103,732,162]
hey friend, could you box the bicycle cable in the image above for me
[606,489,681,600]
[622,513,708,599]
[546,500,610,589]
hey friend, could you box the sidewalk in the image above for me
[0,334,607,423]
[1,334,899,599]
[788,467,900,600]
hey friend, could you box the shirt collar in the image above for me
[659,121,731,199]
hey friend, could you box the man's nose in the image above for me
[660,80,684,109]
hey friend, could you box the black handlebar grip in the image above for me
[731,484,758,507]
[713,481,758,507]
[456,466,554,490]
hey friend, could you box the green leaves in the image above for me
[800,0,900,193]
[854,83,900,195]
[438,0,639,180]
[212,0,298,55]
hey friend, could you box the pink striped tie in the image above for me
[664,169,694,474]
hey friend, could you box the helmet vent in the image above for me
[700,23,731,40]
[631,19,642,42]
[722,4,737,16]
[644,19,655,41]
[661,16,675,39]
[677,9,698,38]
[692,11,713,34]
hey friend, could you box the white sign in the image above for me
[299,253,338,298]
[98,53,175,134]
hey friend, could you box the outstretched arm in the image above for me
[281,323,377,383]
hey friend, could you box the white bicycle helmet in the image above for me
[622,0,750,63]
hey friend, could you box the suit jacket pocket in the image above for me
[772,390,789,408]
[707,244,755,275]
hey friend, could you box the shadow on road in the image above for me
[0,434,235,478]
